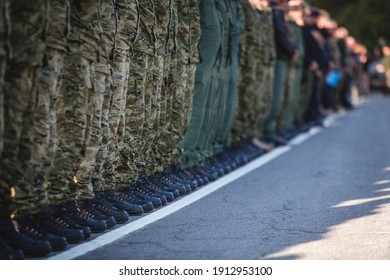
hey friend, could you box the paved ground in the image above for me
[77,93,390,260]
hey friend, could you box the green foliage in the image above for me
[309,0,390,51]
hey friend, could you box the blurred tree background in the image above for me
[309,0,390,52]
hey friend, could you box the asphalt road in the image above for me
[78,93,390,260]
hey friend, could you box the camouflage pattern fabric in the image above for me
[164,0,201,167]
[95,0,137,192]
[0,0,10,216]
[256,8,276,138]
[150,0,177,172]
[47,0,101,204]
[0,0,48,217]
[231,1,275,142]
[74,0,116,199]
[0,0,10,159]
[113,0,158,187]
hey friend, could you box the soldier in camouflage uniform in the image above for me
[0,0,10,159]
[162,0,201,169]
[112,0,162,187]
[94,0,137,192]
[256,4,276,139]
[231,0,275,143]
[0,0,10,215]
[47,0,101,204]
[72,0,116,199]
[151,0,201,172]
[149,0,177,173]
[0,0,48,217]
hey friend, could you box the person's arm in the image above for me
[273,9,298,59]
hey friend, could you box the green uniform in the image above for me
[179,0,222,168]
[277,20,304,132]
[213,0,241,153]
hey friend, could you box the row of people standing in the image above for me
[0,0,367,259]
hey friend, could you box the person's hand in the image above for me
[309,61,318,71]
[291,50,299,64]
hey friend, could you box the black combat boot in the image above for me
[0,237,25,260]
[65,201,108,233]
[35,210,84,244]
[102,190,145,216]
[0,216,52,258]
[75,200,117,229]
[92,193,130,224]
[17,213,68,251]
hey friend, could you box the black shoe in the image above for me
[188,166,219,182]
[114,190,155,213]
[65,202,108,233]
[36,212,85,244]
[181,167,209,186]
[135,174,171,205]
[171,164,205,187]
[118,186,163,208]
[102,191,145,216]
[0,237,25,260]
[52,207,92,239]
[17,214,67,251]
[144,176,180,200]
[149,172,188,196]
[164,166,198,191]
[205,158,232,175]
[0,217,52,258]
[91,195,129,224]
[76,200,117,229]
[158,170,193,194]
[265,135,288,147]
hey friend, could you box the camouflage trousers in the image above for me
[150,0,201,171]
[113,0,161,186]
[47,0,101,204]
[0,0,10,216]
[231,3,275,142]
[74,0,116,197]
[0,0,49,217]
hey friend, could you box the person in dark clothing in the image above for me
[301,7,328,125]
[263,0,299,146]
